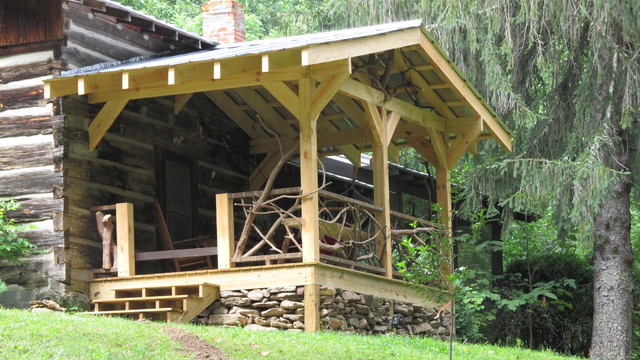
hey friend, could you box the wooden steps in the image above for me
[87,283,219,323]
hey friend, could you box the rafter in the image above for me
[204,91,269,139]
[234,88,297,137]
[262,82,299,119]
[392,49,457,122]
[249,122,431,155]
[418,32,512,151]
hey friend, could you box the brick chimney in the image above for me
[202,0,246,44]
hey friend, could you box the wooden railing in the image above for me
[216,188,444,278]
[95,202,217,278]
[104,192,444,279]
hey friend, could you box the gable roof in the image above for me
[62,20,424,76]
[44,19,512,176]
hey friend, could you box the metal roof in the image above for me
[61,20,423,77]
[48,18,513,155]
[67,0,217,51]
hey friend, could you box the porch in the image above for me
[43,20,512,332]
[90,185,444,332]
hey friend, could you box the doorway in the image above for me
[157,151,197,242]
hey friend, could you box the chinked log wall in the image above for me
[62,93,251,293]
[0,0,248,302]
[0,43,67,294]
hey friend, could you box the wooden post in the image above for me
[304,283,320,332]
[216,193,235,269]
[372,141,393,278]
[115,202,135,277]
[299,78,320,263]
[365,103,393,278]
[304,263,320,332]
[435,166,452,280]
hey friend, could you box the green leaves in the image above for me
[0,200,36,264]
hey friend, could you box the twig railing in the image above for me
[216,188,444,278]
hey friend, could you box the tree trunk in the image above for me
[591,171,634,359]
[589,10,635,355]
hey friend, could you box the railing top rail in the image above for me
[390,210,442,229]
[318,190,383,212]
[227,186,302,199]
[224,188,442,230]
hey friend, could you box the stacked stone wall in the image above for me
[195,286,452,338]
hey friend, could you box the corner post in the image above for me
[435,166,453,279]
[304,266,320,332]
[299,77,320,263]
[372,140,393,278]
[365,103,393,278]
[115,202,135,276]
[216,193,235,269]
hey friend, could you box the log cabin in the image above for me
[0,0,511,333]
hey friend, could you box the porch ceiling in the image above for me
[44,20,512,183]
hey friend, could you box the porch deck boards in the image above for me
[90,262,436,307]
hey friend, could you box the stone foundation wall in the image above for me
[195,286,452,338]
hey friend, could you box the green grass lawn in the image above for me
[0,309,581,360]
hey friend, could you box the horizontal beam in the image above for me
[249,122,430,154]
[305,27,420,65]
[44,58,351,103]
[135,247,218,261]
[339,78,446,132]
[315,263,438,305]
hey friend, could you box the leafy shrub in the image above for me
[496,252,593,357]
[0,200,36,264]
[453,268,500,343]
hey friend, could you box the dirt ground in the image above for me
[166,326,228,360]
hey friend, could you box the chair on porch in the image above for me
[153,200,214,272]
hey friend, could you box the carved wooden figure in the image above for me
[95,211,116,270]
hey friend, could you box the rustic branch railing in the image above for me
[215,188,444,278]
